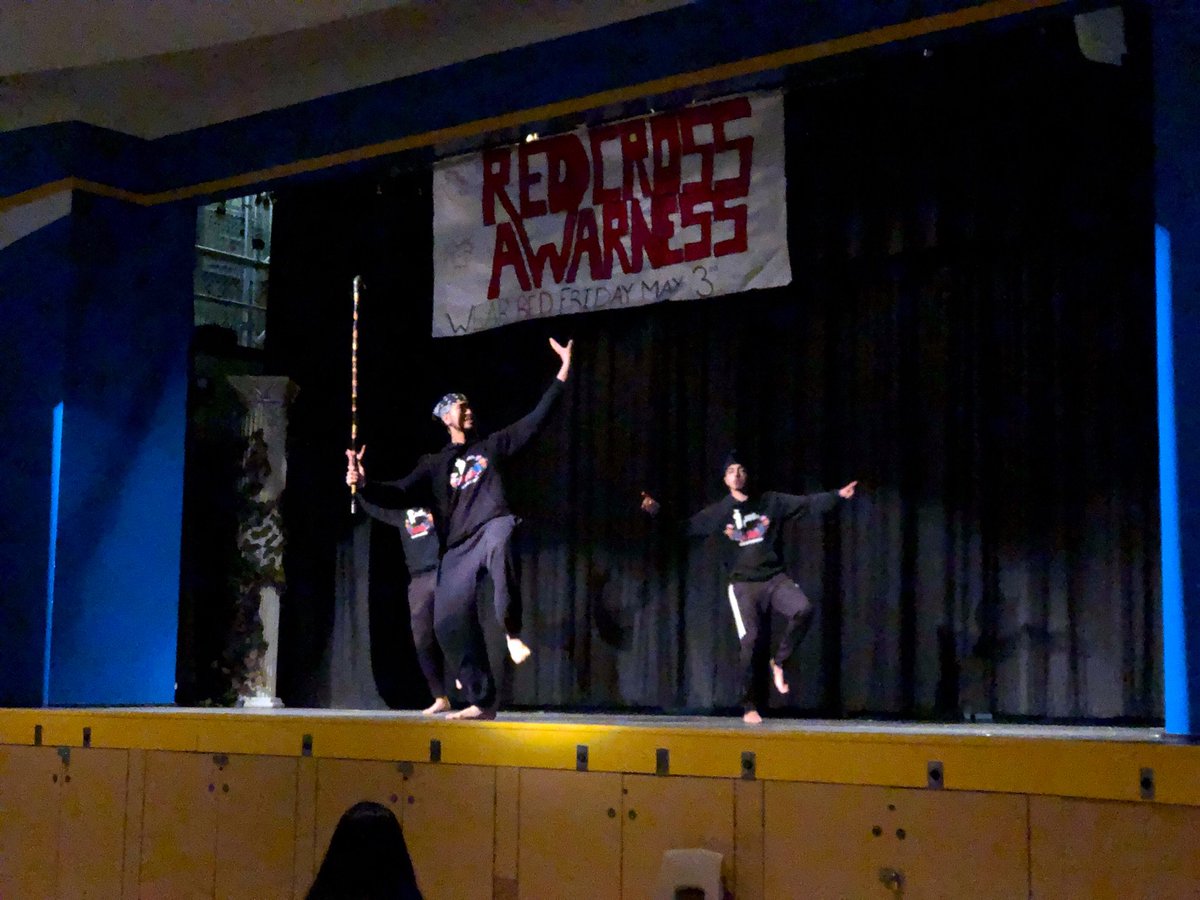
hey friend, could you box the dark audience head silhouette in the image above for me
[306,800,422,900]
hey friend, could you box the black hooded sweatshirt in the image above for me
[681,489,842,582]
[357,380,563,550]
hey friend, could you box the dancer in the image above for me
[641,453,856,724]
[347,337,573,719]
[352,501,450,714]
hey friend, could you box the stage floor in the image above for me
[23,705,1170,740]
[0,704,1193,808]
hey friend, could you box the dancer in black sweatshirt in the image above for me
[642,453,856,724]
[347,338,573,719]
[354,503,449,714]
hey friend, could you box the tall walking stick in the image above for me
[350,275,362,514]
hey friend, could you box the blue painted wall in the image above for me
[0,197,193,706]
[0,121,151,198]
[0,218,71,705]
[51,196,193,705]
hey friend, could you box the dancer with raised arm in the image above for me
[347,338,573,719]
[641,453,857,724]
[350,499,450,714]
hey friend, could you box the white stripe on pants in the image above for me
[728,583,747,640]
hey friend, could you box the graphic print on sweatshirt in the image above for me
[404,507,434,539]
[449,454,489,491]
[725,509,771,546]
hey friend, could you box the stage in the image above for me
[3,706,1200,898]
[0,706,1193,807]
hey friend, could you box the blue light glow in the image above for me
[43,402,63,707]
[1156,225,1188,735]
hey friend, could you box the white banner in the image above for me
[431,91,791,337]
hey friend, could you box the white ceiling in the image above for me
[0,0,691,138]
[0,0,408,76]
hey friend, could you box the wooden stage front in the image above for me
[0,706,1193,805]
[2,707,1198,898]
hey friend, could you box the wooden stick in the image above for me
[350,275,361,514]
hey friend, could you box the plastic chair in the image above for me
[654,848,724,900]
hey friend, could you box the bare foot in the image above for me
[742,709,763,725]
[771,660,790,695]
[421,696,451,715]
[507,635,532,664]
[446,704,497,721]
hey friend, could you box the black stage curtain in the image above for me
[267,22,1160,720]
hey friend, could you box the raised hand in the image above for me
[640,491,661,515]
[550,337,574,381]
[345,445,366,486]
[838,480,858,499]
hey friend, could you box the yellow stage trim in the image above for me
[1,708,1195,808]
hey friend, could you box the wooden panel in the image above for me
[518,769,622,900]
[494,766,519,899]
[764,782,1028,899]
[292,757,318,899]
[122,750,146,900]
[214,754,299,900]
[6,708,1200,808]
[57,748,129,899]
[406,763,495,900]
[0,746,62,899]
[622,774,735,898]
[1031,796,1200,899]
[312,758,407,872]
[139,751,217,900]
[734,779,764,900]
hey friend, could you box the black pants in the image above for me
[433,515,521,708]
[729,573,813,711]
[407,569,444,701]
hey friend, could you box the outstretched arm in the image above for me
[641,491,728,537]
[491,338,574,458]
[684,498,733,536]
[354,494,412,528]
[773,481,858,520]
[345,445,430,498]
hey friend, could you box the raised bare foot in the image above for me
[446,704,497,721]
[506,635,532,664]
[421,696,451,715]
[742,709,763,725]
[771,660,790,695]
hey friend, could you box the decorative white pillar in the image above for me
[228,376,298,708]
